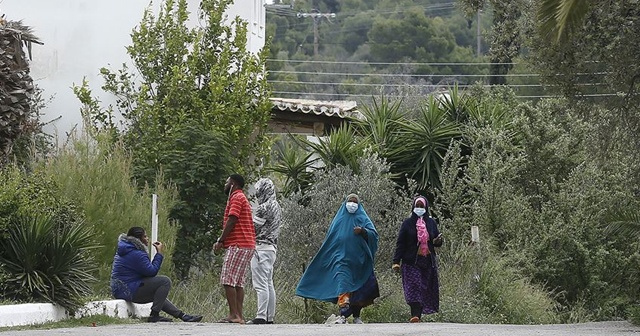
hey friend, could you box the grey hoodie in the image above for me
[253,178,282,246]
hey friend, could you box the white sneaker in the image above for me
[334,316,347,324]
[353,317,363,324]
[325,314,338,324]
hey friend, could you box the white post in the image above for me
[471,225,480,243]
[151,194,159,259]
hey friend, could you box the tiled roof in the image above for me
[270,98,361,119]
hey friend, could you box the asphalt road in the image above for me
[1,321,638,336]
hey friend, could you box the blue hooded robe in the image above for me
[295,200,379,302]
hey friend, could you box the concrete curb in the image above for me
[0,300,151,327]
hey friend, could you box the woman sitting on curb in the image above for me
[110,227,203,323]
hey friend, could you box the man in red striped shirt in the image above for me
[214,174,256,324]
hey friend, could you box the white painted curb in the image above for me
[0,300,151,327]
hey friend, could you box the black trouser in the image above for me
[340,305,363,318]
[410,302,422,318]
[132,275,182,317]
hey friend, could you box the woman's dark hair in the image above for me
[229,174,245,188]
[127,226,146,240]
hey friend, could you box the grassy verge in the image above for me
[0,315,140,331]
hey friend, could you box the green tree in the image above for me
[163,123,233,278]
[78,0,272,277]
[458,0,526,85]
[369,8,454,63]
[527,1,640,129]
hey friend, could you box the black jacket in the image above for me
[392,214,441,265]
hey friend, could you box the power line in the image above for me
[267,59,518,66]
[268,70,610,78]
[268,80,609,88]
[271,91,620,99]
[267,58,604,67]
[272,91,432,98]
[516,93,619,98]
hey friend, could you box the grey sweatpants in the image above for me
[250,243,277,321]
[132,275,182,317]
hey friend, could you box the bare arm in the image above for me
[214,215,238,251]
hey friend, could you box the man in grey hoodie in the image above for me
[246,178,282,324]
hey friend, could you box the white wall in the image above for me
[0,300,151,327]
[1,0,265,138]
[227,0,266,55]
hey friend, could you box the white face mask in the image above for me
[413,207,426,217]
[346,202,358,213]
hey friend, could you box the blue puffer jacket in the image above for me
[110,234,163,301]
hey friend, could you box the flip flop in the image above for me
[217,318,233,323]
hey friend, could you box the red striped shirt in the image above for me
[223,190,256,249]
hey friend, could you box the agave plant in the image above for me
[0,215,98,312]
[434,85,471,124]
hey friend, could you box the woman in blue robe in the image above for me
[296,194,380,324]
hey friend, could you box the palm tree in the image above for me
[605,204,640,239]
[0,19,43,164]
[538,0,591,42]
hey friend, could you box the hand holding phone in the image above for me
[152,241,163,254]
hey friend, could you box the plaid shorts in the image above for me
[220,246,255,287]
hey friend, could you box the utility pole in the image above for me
[297,10,335,57]
[476,9,481,57]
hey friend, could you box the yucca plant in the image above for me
[390,97,462,190]
[435,85,471,124]
[303,124,367,174]
[0,215,98,312]
[267,137,316,197]
[354,96,404,159]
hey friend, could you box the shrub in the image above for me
[276,154,414,321]
[277,154,413,275]
[627,304,640,326]
[0,166,82,238]
[0,215,97,312]
[43,133,178,293]
[475,255,558,324]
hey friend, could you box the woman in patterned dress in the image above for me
[392,196,443,322]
